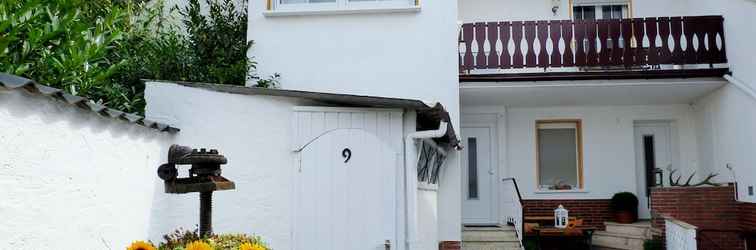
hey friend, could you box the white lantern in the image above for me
[554,204,569,229]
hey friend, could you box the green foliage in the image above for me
[610,192,639,212]
[1,0,278,114]
[643,238,663,250]
[0,0,134,110]
[158,228,269,250]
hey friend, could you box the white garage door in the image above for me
[294,128,398,250]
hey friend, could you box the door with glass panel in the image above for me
[634,122,672,219]
[462,127,497,225]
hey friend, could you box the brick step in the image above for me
[604,221,653,237]
[461,241,522,250]
[462,227,519,242]
[592,231,648,250]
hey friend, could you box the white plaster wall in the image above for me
[458,0,689,22]
[248,0,462,245]
[0,90,171,250]
[146,82,428,249]
[685,0,756,202]
[462,104,701,200]
[145,82,309,249]
[693,85,756,202]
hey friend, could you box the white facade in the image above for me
[145,81,444,249]
[247,0,463,246]
[0,90,172,249]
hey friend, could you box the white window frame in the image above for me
[272,0,415,12]
[571,0,631,20]
[535,120,584,191]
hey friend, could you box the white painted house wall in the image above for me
[462,104,701,201]
[145,82,420,249]
[685,0,756,203]
[0,90,171,249]
[458,0,689,22]
[247,0,462,246]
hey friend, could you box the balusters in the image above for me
[561,20,575,67]
[644,17,659,65]
[621,19,634,68]
[487,22,500,69]
[633,18,647,66]
[461,23,474,71]
[586,20,598,66]
[458,15,726,72]
[550,21,563,67]
[512,21,525,68]
[474,22,487,69]
[524,21,537,67]
[670,17,684,65]
[537,21,549,68]
[499,21,512,69]
[574,20,588,67]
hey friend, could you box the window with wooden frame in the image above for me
[272,0,416,11]
[536,120,583,190]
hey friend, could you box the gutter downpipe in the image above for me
[724,74,756,101]
[405,121,448,250]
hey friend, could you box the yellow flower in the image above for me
[186,240,213,250]
[239,242,266,250]
[126,241,156,250]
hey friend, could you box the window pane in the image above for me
[583,6,595,20]
[602,6,612,19]
[573,7,583,20]
[467,137,479,199]
[613,6,623,19]
[538,128,578,188]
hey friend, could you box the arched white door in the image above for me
[294,128,398,250]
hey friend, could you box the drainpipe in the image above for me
[724,74,756,101]
[404,121,448,250]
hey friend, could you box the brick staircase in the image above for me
[592,221,659,250]
[462,226,522,250]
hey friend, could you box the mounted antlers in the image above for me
[666,168,721,187]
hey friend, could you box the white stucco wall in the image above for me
[247,0,462,245]
[462,104,701,200]
[0,90,171,249]
[685,0,756,203]
[146,82,438,249]
[693,84,756,203]
[145,82,308,249]
[458,0,690,22]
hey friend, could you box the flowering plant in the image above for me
[127,228,269,250]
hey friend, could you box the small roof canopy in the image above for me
[157,80,461,149]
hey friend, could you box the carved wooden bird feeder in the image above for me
[157,144,235,236]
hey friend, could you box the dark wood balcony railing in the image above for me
[459,16,727,73]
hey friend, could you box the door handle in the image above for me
[384,240,391,250]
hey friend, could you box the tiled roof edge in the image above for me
[0,74,179,133]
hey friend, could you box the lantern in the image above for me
[654,168,664,187]
[555,205,569,229]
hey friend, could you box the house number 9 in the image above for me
[342,148,352,163]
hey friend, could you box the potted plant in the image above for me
[610,192,639,224]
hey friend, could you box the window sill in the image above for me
[534,189,589,194]
[263,6,421,17]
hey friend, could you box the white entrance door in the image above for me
[294,129,397,250]
[462,127,497,225]
[634,122,673,219]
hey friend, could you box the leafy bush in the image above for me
[1,0,277,114]
[153,228,269,250]
[643,238,663,250]
[610,192,639,212]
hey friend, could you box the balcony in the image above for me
[458,16,728,82]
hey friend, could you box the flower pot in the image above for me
[614,210,636,224]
